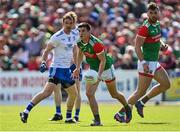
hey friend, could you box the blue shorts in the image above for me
[48,67,75,88]
[70,64,82,81]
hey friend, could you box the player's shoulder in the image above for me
[71,28,79,36]
[52,29,64,38]
[90,35,103,44]
[142,19,151,28]
[49,29,65,41]
[156,20,160,25]
[76,38,81,45]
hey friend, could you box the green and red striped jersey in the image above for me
[137,19,161,61]
[77,35,113,72]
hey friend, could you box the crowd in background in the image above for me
[0,0,179,71]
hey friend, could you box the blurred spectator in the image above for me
[131,0,147,18]
[120,45,137,69]
[27,56,39,71]
[0,35,8,56]
[8,34,23,56]
[161,17,170,41]
[108,45,123,69]
[14,47,29,67]
[159,47,176,69]
[173,33,180,59]
[9,56,23,71]
[24,27,44,57]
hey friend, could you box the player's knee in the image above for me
[69,91,77,100]
[162,80,171,90]
[43,90,52,98]
[86,92,94,98]
[135,90,145,98]
[74,91,78,99]
[110,93,118,99]
[138,92,145,98]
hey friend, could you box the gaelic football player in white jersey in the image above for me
[20,11,79,123]
[49,12,82,122]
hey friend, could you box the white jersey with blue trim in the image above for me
[48,28,79,68]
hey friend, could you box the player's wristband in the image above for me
[140,60,146,65]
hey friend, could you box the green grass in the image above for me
[0,103,180,131]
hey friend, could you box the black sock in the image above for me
[94,114,100,122]
[141,95,150,104]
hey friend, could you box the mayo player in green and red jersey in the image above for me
[118,2,171,122]
[72,22,132,126]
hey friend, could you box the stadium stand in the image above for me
[0,0,179,71]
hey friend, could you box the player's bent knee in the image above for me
[136,89,146,96]
[86,92,94,98]
[133,91,138,96]
[162,80,171,90]
[73,88,78,97]
[110,93,118,99]
[44,92,51,98]
[70,92,77,100]
[68,93,77,101]
[137,92,145,98]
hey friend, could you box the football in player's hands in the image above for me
[84,69,98,84]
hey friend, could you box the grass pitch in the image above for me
[0,103,180,131]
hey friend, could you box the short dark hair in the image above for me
[78,22,91,31]
[147,2,159,10]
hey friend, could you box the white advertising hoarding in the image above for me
[0,70,161,104]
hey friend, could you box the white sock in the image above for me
[23,109,29,114]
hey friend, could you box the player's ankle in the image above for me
[124,104,132,110]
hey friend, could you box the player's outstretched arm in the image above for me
[40,44,55,73]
